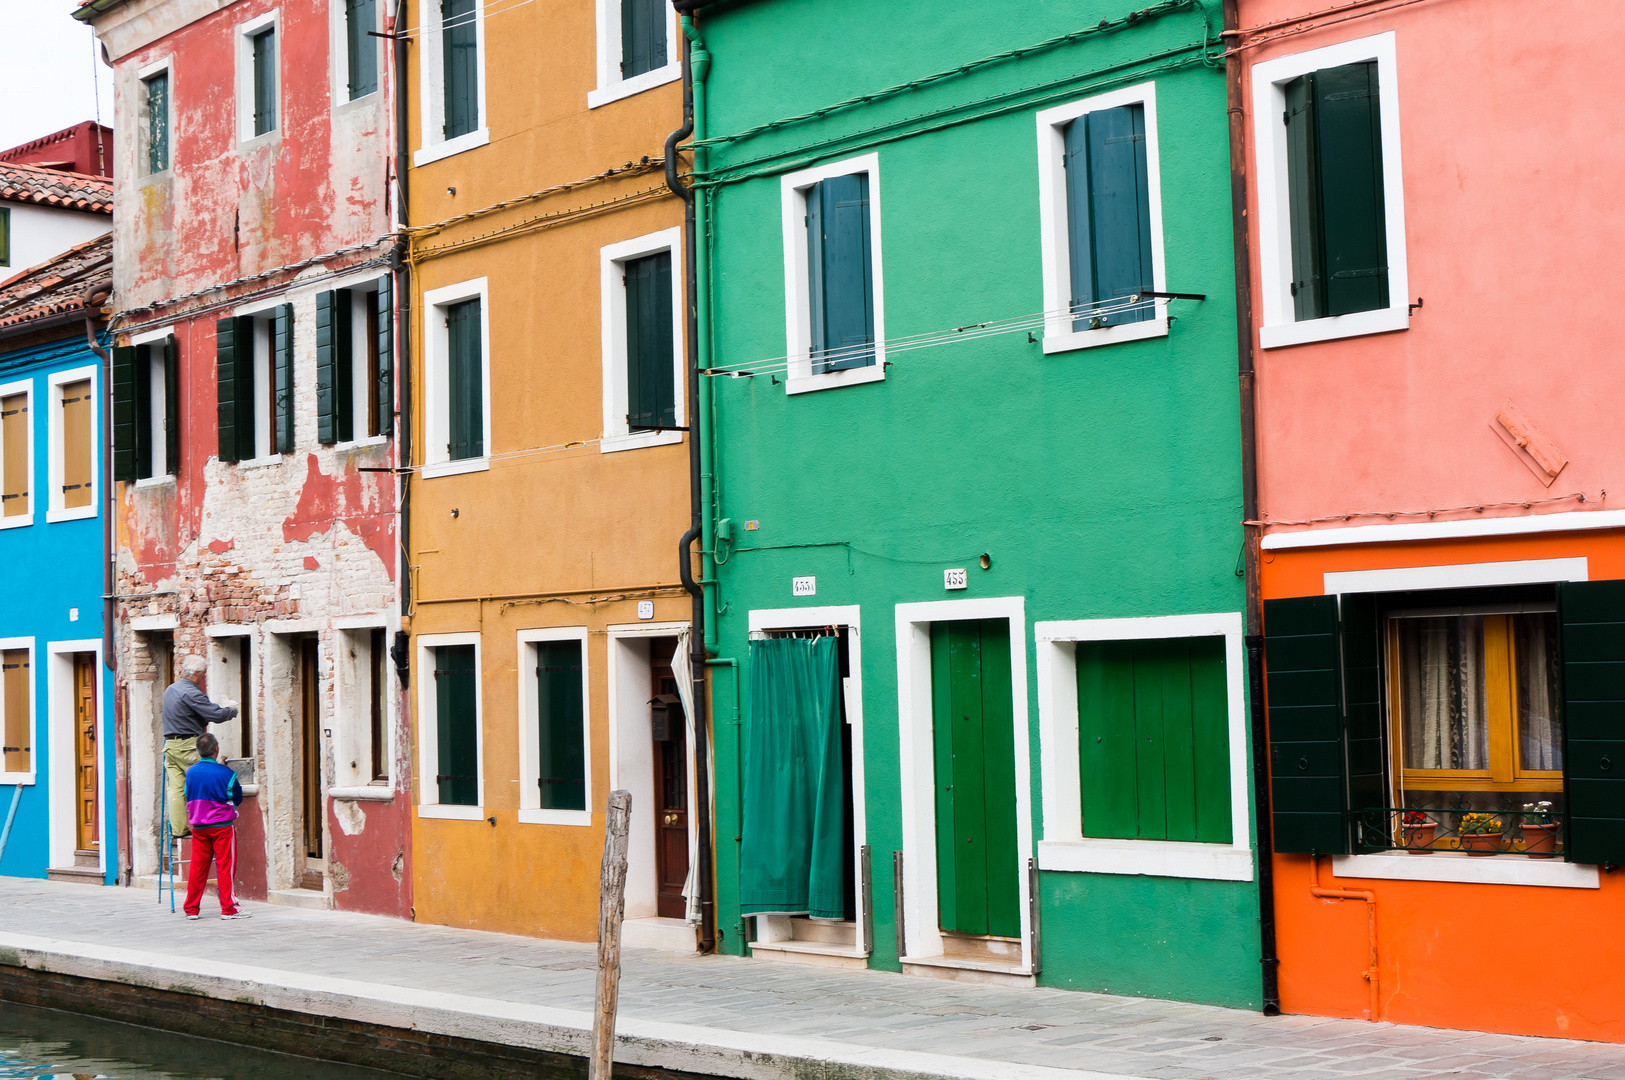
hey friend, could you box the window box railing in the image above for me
[1353,805,1566,858]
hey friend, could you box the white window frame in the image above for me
[335,277,389,450]
[517,626,592,827]
[1035,82,1169,355]
[780,153,887,397]
[1253,31,1409,350]
[204,623,256,763]
[0,636,38,786]
[422,278,491,479]
[45,365,98,525]
[135,56,175,179]
[414,0,490,167]
[46,639,105,873]
[331,615,394,796]
[588,0,682,109]
[231,296,289,468]
[600,228,685,454]
[131,325,176,485]
[0,378,34,531]
[236,10,281,146]
[331,0,383,108]
[1035,612,1254,883]
[415,631,484,820]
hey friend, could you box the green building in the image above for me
[681,0,1262,1007]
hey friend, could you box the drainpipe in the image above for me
[1310,856,1379,1021]
[1223,0,1280,1016]
[666,9,716,953]
[391,0,413,634]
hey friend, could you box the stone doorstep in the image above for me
[620,917,700,954]
[43,867,104,886]
[0,930,1146,1080]
[266,888,333,911]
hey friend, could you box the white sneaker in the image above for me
[185,914,201,921]
[220,911,252,920]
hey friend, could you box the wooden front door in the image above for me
[300,637,323,864]
[931,619,1020,938]
[74,653,98,851]
[652,646,689,920]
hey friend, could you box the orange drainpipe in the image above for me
[1310,855,1380,1020]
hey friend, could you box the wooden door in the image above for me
[931,619,1020,938]
[300,638,323,862]
[652,647,688,920]
[74,653,98,851]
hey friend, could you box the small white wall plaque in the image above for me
[637,600,655,620]
[792,576,817,597]
[944,568,968,591]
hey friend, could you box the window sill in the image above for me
[414,127,490,168]
[1332,852,1600,890]
[601,430,683,455]
[422,456,489,479]
[417,803,484,820]
[332,435,389,453]
[1259,305,1408,350]
[0,514,34,530]
[1038,838,1254,882]
[587,63,681,109]
[133,476,175,489]
[333,89,381,113]
[239,783,260,798]
[1041,316,1167,355]
[518,808,593,827]
[785,363,886,396]
[238,130,280,153]
[0,773,35,786]
[329,785,394,803]
[46,505,97,524]
[236,454,284,470]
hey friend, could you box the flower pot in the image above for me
[1521,822,1560,857]
[1458,831,1504,854]
[1401,824,1436,853]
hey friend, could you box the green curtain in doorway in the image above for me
[739,636,845,919]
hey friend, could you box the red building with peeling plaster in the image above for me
[77,0,410,916]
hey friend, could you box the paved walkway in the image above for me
[1,879,1622,1080]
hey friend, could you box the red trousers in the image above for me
[184,824,239,916]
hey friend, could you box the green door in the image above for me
[931,619,1020,938]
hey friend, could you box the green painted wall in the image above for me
[696,0,1261,1008]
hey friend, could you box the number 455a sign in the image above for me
[792,576,817,597]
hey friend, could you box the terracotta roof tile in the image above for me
[0,233,113,331]
[0,160,112,213]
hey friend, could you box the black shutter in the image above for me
[1314,61,1388,317]
[1559,580,1625,866]
[625,252,674,430]
[375,275,393,436]
[216,319,241,463]
[163,335,179,475]
[273,304,294,453]
[1264,595,1349,855]
[133,342,152,480]
[1283,74,1325,321]
[111,344,138,482]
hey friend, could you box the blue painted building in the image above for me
[0,229,116,885]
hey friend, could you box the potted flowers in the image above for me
[1400,810,1436,853]
[1456,812,1504,854]
[1520,802,1560,857]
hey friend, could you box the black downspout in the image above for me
[666,22,715,954]
[1224,0,1280,1015]
[393,3,413,637]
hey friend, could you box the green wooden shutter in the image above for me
[1341,594,1386,848]
[252,28,276,136]
[808,174,874,373]
[1263,595,1349,855]
[446,298,483,460]
[434,644,479,807]
[111,345,138,482]
[316,291,338,445]
[1559,580,1625,865]
[132,343,152,480]
[442,0,478,139]
[1283,74,1325,321]
[145,71,169,174]
[1315,61,1388,317]
[536,640,586,811]
[625,252,674,430]
[1062,118,1093,329]
[163,335,179,476]
[273,304,294,454]
[1084,105,1153,328]
[215,318,244,463]
[346,0,378,99]
[621,0,666,79]
[375,275,393,436]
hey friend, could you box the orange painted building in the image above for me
[400,0,699,945]
[1235,0,1625,1041]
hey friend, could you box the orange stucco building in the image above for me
[1237,0,1625,1041]
[400,0,697,945]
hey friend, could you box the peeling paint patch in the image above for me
[333,799,366,837]
[283,454,396,579]
[329,860,351,893]
[391,851,404,884]
[207,539,235,554]
[303,555,320,570]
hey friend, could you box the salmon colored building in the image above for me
[1235,0,1625,1041]
[401,0,699,945]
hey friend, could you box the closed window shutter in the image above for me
[808,174,875,373]
[1062,118,1093,328]
[536,640,586,811]
[442,0,478,139]
[621,0,666,79]
[273,304,294,453]
[252,28,277,136]
[145,72,169,174]
[346,0,378,99]
[163,335,179,475]
[1263,595,1350,855]
[375,275,393,436]
[625,251,674,430]
[316,291,338,445]
[1341,594,1386,847]
[446,298,483,460]
[1314,61,1388,316]
[435,644,478,807]
[1084,105,1153,329]
[60,380,93,509]
[1284,75,1325,320]
[215,318,242,463]
[1558,580,1625,865]
[132,346,152,480]
[112,344,138,482]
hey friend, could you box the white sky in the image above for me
[0,0,117,152]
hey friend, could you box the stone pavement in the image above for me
[1,878,1622,1080]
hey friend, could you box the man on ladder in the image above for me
[162,655,238,842]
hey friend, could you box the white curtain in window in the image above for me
[673,630,701,926]
[1516,613,1563,771]
[1400,616,1488,771]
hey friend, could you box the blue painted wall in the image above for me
[0,335,115,884]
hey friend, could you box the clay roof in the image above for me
[0,233,113,331]
[0,160,113,213]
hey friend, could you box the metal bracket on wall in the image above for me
[1028,856,1043,977]
[892,849,906,962]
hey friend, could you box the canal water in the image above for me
[0,1001,410,1079]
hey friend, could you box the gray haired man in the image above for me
[162,655,238,839]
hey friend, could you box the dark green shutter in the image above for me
[1062,119,1094,329]
[807,174,874,373]
[375,275,393,436]
[442,0,478,139]
[216,317,253,464]
[163,335,179,475]
[112,345,138,482]
[621,0,666,79]
[537,640,586,811]
[133,343,152,480]
[145,72,169,174]
[1264,595,1349,855]
[346,0,378,99]
[252,28,276,136]
[434,644,479,807]
[1340,594,1385,846]
[625,252,674,430]
[446,298,483,460]
[1559,580,1625,865]
[273,304,294,454]
[316,290,354,446]
[1284,75,1325,321]
[1064,106,1153,331]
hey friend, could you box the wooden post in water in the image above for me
[589,789,633,1080]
